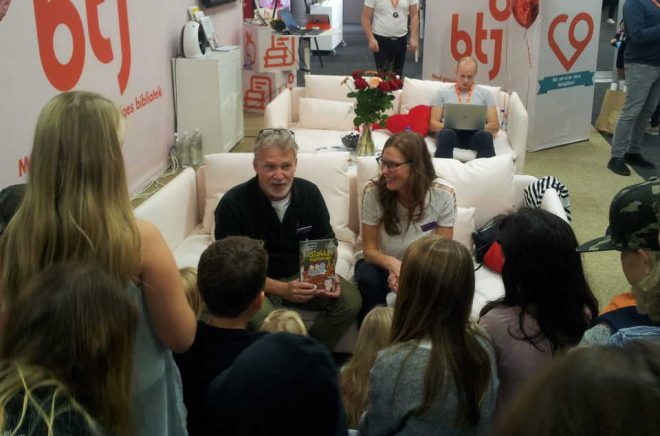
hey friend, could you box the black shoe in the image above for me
[624,153,656,169]
[607,158,631,176]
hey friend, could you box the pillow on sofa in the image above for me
[305,75,353,102]
[434,155,515,228]
[298,98,355,131]
[400,77,447,114]
[454,207,476,251]
[385,105,431,136]
[202,193,223,237]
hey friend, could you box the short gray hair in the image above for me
[253,128,298,158]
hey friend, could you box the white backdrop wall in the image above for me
[423,0,601,151]
[0,0,243,193]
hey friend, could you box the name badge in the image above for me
[296,225,313,236]
[420,221,438,232]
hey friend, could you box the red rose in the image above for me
[354,77,368,90]
[352,70,363,80]
[378,81,391,92]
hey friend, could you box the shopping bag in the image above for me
[595,89,625,135]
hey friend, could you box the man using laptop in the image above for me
[429,56,499,159]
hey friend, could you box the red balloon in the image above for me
[512,0,539,29]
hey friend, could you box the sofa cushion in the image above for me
[298,98,355,131]
[454,207,476,251]
[400,77,447,114]
[304,75,353,102]
[201,193,223,236]
[204,152,356,245]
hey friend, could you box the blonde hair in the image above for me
[633,251,660,322]
[0,91,140,308]
[260,309,308,336]
[0,262,137,435]
[179,267,205,317]
[340,306,394,428]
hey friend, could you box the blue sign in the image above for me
[538,71,594,94]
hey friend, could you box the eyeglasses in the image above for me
[376,156,412,170]
[256,128,295,141]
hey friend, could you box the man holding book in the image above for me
[214,128,361,350]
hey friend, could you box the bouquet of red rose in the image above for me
[343,70,404,128]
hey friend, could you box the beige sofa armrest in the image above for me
[264,88,292,128]
[506,92,529,174]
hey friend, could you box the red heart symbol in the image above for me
[548,12,594,72]
[512,0,539,29]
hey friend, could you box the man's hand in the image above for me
[317,277,342,299]
[282,280,317,304]
[368,38,379,53]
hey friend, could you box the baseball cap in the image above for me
[577,179,660,252]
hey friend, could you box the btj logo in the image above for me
[33,0,131,94]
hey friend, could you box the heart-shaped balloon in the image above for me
[0,0,12,22]
[512,0,539,29]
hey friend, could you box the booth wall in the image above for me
[0,0,242,193]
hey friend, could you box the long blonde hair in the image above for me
[0,91,140,307]
[340,306,394,428]
[0,262,138,435]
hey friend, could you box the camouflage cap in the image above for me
[577,179,660,253]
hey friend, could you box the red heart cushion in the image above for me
[385,105,431,137]
[483,241,504,274]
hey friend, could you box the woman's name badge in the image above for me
[420,221,438,232]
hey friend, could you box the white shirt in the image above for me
[365,0,419,38]
[271,193,291,222]
[361,178,456,260]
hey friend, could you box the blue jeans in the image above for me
[611,63,660,158]
[434,129,495,159]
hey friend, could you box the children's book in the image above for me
[299,238,338,291]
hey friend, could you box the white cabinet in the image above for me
[174,50,244,154]
[310,0,343,52]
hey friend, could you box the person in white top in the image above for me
[429,56,500,159]
[361,0,419,77]
[355,132,456,322]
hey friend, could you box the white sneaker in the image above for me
[607,18,616,24]
[647,126,660,136]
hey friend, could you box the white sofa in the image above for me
[264,75,530,173]
[134,153,566,351]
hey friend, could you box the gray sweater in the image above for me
[359,336,498,436]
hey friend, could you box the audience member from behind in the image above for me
[0,91,196,435]
[0,184,25,238]
[0,262,138,435]
[478,208,598,413]
[179,266,205,317]
[340,306,393,429]
[174,236,269,436]
[260,308,308,335]
[360,236,498,435]
[356,132,456,321]
[208,333,347,436]
[495,342,660,436]
[578,179,660,345]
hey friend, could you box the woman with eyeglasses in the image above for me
[355,131,456,322]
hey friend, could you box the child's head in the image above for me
[261,309,308,335]
[356,306,394,352]
[179,267,204,317]
[197,236,268,318]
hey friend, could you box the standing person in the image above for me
[478,208,598,415]
[175,237,270,436]
[214,128,361,351]
[360,236,498,435]
[361,0,419,78]
[0,91,196,436]
[0,262,138,435]
[429,57,500,159]
[606,0,660,176]
[356,132,455,321]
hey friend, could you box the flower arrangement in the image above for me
[343,70,403,128]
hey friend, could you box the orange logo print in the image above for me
[264,35,297,68]
[245,76,273,111]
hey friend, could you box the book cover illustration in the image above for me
[299,238,338,291]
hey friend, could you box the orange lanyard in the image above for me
[455,84,474,104]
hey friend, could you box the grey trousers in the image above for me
[611,63,660,158]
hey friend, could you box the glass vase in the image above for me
[357,123,375,156]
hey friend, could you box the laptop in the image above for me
[443,103,488,130]
[279,8,323,36]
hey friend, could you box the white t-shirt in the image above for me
[430,84,496,108]
[361,178,456,260]
[365,0,419,38]
[271,193,291,222]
